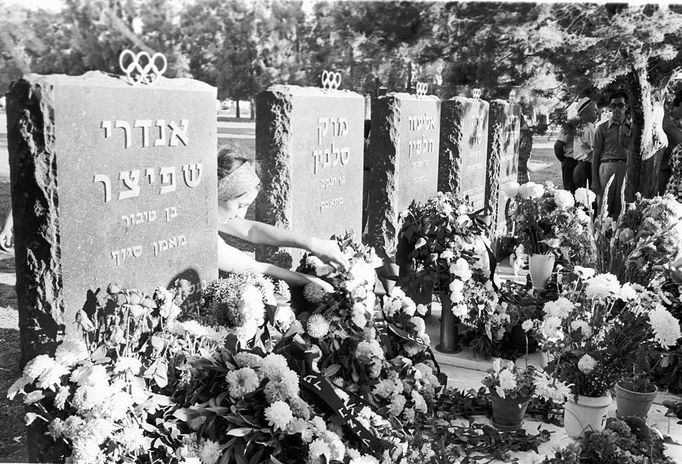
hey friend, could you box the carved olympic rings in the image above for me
[415,82,428,97]
[119,49,168,85]
[321,70,342,90]
[472,88,482,100]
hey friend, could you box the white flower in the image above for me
[416,304,428,316]
[411,390,427,413]
[451,304,468,320]
[518,182,545,199]
[504,181,521,198]
[449,279,465,303]
[226,367,260,398]
[35,362,69,390]
[575,208,590,223]
[320,430,345,461]
[114,356,142,374]
[260,353,289,380]
[309,438,332,463]
[619,283,638,301]
[355,339,384,360]
[348,261,376,287]
[275,305,296,331]
[54,386,70,410]
[180,320,209,338]
[239,285,265,325]
[585,273,621,299]
[574,187,596,206]
[307,314,330,338]
[23,355,56,381]
[554,189,575,208]
[233,352,263,369]
[570,320,592,337]
[540,316,564,343]
[498,369,517,391]
[533,370,571,403]
[264,401,293,431]
[414,238,427,249]
[410,317,426,336]
[390,393,406,416]
[303,283,327,304]
[350,455,379,464]
[440,249,454,260]
[578,354,597,374]
[233,318,259,343]
[23,390,44,404]
[70,364,109,389]
[199,439,222,464]
[449,258,472,282]
[574,266,596,279]
[492,358,502,373]
[543,297,574,320]
[521,320,534,332]
[115,426,146,454]
[649,304,682,348]
[55,339,89,367]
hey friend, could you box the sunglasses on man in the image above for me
[610,102,626,108]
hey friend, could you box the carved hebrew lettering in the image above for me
[154,119,166,147]
[165,206,178,222]
[115,120,132,149]
[118,170,141,200]
[145,167,155,184]
[339,118,349,136]
[182,163,203,188]
[101,120,112,139]
[159,166,176,194]
[93,174,112,203]
[168,119,189,146]
[134,119,153,147]
[132,245,142,258]
[318,117,329,145]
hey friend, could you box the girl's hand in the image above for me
[310,238,350,272]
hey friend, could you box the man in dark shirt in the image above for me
[659,93,682,194]
[591,91,631,217]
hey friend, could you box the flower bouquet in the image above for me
[396,191,495,353]
[508,182,596,285]
[611,194,682,285]
[8,285,227,464]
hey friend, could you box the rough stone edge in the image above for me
[365,95,401,260]
[254,89,293,268]
[438,98,467,194]
[7,76,64,365]
[485,100,509,239]
[8,76,68,463]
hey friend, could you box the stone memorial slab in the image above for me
[439,97,489,209]
[365,93,440,259]
[485,100,521,239]
[255,85,364,267]
[7,72,217,362]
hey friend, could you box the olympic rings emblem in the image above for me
[472,88,482,100]
[119,50,167,86]
[415,82,428,97]
[321,70,342,90]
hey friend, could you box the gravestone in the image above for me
[484,100,521,240]
[439,97,489,209]
[7,72,218,364]
[365,93,440,259]
[255,85,364,267]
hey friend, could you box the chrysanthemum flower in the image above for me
[225,367,259,398]
[307,314,330,338]
[264,400,293,431]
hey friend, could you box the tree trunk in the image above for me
[250,98,255,120]
[625,66,667,201]
[235,100,241,119]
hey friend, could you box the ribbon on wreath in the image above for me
[467,206,492,234]
[301,372,391,452]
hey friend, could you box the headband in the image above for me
[217,161,260,201]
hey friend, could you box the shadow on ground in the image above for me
[0,327,26,463]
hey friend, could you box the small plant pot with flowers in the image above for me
[481,358,554,431]
[615,375,658,420]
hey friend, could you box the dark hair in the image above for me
[217,145,259,180]
[609,91,628,103]
[672,91,682,108]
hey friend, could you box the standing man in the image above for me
[572,97,599,190]
[591,91,631,217]
[660,92,682,194]
[554,102,578,192]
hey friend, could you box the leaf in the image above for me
[24,412,47,425]
[227,427,254,437]
[323,364,341,377]
[173,408,196,422]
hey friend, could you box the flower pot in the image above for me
[564,393,612,438]
[529,253,555,290]
[436,295,461,354]
[490,390,531,431]
[615,382,658,420]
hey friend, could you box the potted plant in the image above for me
[615,374,658,420]
[481,358,537,431]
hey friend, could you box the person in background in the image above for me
[0,207,12,252]
[554,102,578,193]
[517,112,533,184]
[660,92,682,195]
[572,97,599,190]
[216,146,349,292]
[591,90,631,218]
